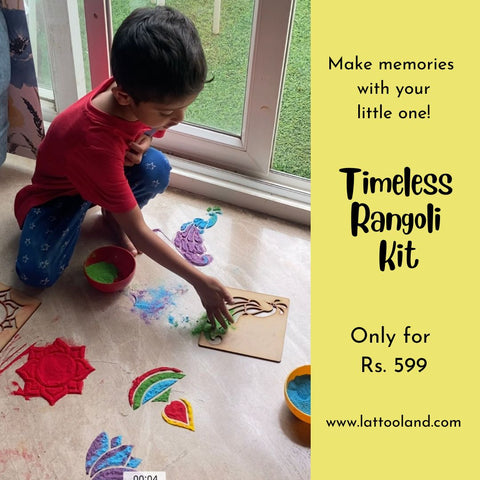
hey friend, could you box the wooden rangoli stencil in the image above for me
[198,287,290,362]
[0,282,41,352]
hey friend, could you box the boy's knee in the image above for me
[16,257,63,287]
[142,148,171,193]
[126,148,172,207]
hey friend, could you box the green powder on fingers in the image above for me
[191,312,235,338]
[85,261,119,284]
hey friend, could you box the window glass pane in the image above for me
[110,0,254,136]
[272,0,310,179]
[77,0,92,91]
[26,0,91,95]
[25,0,52,90]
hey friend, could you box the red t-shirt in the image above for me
[14,78,165,228]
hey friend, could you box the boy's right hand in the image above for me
[124,134,152,167]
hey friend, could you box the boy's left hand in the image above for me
[124,134,152,167]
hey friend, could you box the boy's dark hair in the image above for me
[111,6,208,103]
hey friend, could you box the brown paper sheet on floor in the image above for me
[0,282,41,352]
[198,287,290,362]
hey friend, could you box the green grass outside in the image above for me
[274,0,310,178]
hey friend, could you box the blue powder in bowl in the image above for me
[287,374,311,415]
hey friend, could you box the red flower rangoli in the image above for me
[13,338,95,405]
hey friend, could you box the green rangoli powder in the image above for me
[85,261,119,284]
[191,312,235,338]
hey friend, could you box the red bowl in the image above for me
[83,245,136,292]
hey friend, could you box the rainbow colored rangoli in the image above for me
[129,367,195,431]
[128,367,185,410]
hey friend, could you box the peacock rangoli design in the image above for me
[173,206,222,266]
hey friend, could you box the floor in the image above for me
[0,153,310,480]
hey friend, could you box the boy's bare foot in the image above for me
[101,208,141,256]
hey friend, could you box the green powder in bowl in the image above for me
[85,261,119,284]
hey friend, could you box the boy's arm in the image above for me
[112,206,234,328]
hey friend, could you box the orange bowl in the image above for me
[284,364,311,424]
[83,245,135,292]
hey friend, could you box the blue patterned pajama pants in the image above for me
[16,148,171,287]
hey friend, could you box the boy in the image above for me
[14,6,233,328]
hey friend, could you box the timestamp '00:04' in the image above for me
[362,356,427,373]
[123,474,165,480]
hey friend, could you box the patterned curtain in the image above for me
[1,0,44,165]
